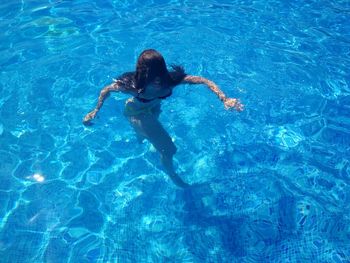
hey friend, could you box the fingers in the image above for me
[232,99,244,111]
[225,99,244,112]
[83,116,91,125]
[83,114,92,121]
[83,120,93,126]
[82,111,96,125]
[83,114,96,125]
[235,102,244,111]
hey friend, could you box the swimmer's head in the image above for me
[135,49,186,94]
[135,49,169,93]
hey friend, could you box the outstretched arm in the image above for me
[83,81,121,125]
[182,75,244,111]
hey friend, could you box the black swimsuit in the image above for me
[114,70,183,103]
[135,90,173,103]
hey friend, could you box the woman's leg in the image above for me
[160,153,189,188]
[127,113,188,187]
[128,117,146,143]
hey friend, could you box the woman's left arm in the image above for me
[182,75,244,111]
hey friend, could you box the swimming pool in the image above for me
[0,0,349,262]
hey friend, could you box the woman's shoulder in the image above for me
[114,71,137,93]
[115,71,136,83]
[168,65,187,86]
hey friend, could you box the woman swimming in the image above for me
[83,49,244,187]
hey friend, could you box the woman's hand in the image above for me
[83,109,97,125]
[224,98,244,112]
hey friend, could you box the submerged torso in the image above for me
[124,97,161,116]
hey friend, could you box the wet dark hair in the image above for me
[134,49,186,94]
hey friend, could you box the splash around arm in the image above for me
[182,75,244,112]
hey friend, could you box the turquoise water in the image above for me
[1,0,350,262]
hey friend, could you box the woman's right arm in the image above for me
[182,75,244,111]
[83,81,121,125]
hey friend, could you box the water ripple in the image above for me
[1,0,350,262]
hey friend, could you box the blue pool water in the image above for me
[1,0,350,262]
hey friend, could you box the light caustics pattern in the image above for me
[0,0,350,262]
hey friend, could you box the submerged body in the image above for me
[83,49,243,187]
